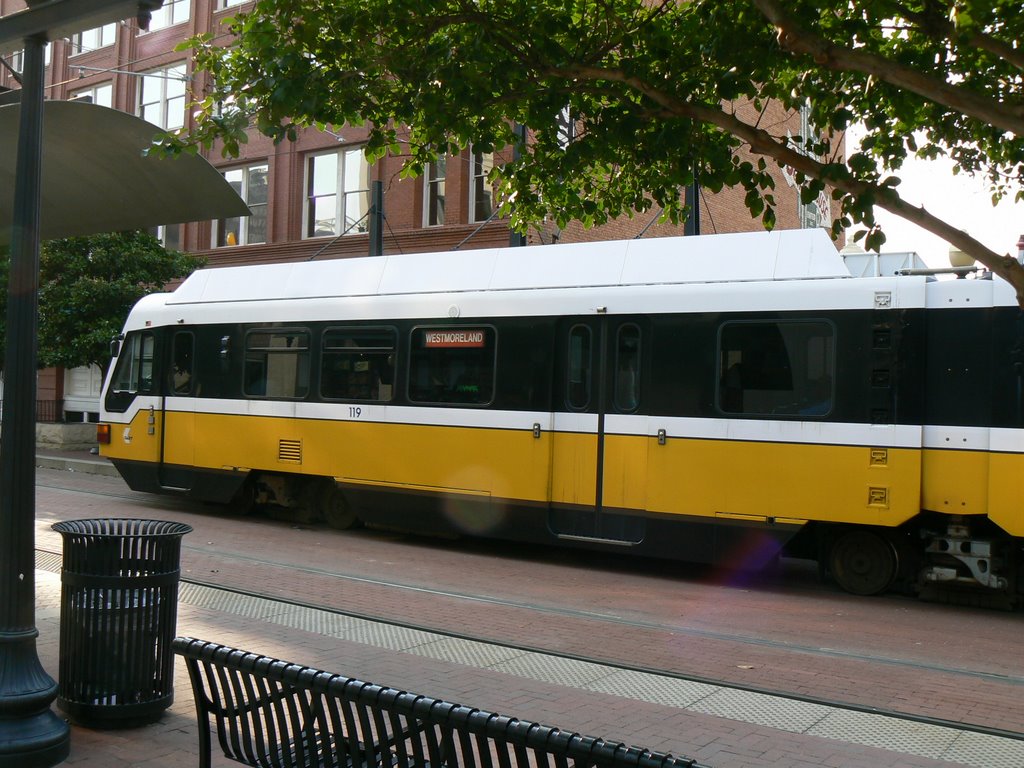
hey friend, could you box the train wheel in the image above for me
[319,482,359,530]
[829,530,898,596]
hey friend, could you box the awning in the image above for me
[0,99,250,247]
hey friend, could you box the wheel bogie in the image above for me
[818,518,1022,605]
[226,472,360,530]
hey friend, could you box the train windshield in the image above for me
[110,331,156,395]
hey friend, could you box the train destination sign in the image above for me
[423,329,486,348]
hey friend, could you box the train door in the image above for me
[157,330,196,489]
[549,317,648,545]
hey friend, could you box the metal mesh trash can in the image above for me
[51,518,192,727]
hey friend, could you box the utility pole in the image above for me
[368,180,383,257]
[684,178,700,237]
[509,123,528,247]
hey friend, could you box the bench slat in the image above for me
[173,637,708,768]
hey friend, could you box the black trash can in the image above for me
[51,518,192,727]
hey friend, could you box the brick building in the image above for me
[0,0,836,425]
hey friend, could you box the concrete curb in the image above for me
[36,454,120,478]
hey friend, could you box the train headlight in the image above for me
[96,424,111,445]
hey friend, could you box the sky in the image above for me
[845,128,1023,268]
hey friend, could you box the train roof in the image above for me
[121,230,1017,332]
[169,229,849,306]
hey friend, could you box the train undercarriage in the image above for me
[228,467,1023,608]
[809,514,1022,608]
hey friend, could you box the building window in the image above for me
[7,44,50,73]
[718,320,834,417]
[138,63,187,130]
[556,107,576,149]
[244,330,310,399]
[219,0,249,7]
[148,224,181,251]
[470,150,495,223]
[146,0,190,31]
[215,164,268,247]
[409,327,495,405]
[321,328,396,402]
[797,104,826,228]
[70,82,113,108]
[71,24,116,55]
[305,149,370,238]
[780,102,831,230]
[423,157,446,226]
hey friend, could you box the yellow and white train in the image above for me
[99,229,1024,600]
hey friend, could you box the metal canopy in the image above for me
[0,99,250,247]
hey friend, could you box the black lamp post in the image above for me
[0,2,163,765]
[0,35,68,767]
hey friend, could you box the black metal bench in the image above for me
[174,637,709,768]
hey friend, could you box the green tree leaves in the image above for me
[171,0,1024,298]
[0,231,204,373]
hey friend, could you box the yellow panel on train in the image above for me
[646,438,922,526]
[987,453,1024,537]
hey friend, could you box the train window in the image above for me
[169,332,194,395]
[110,331,155,394]
[244,330,310,399]
[718,321,834,417]
[409,327,495,405]
[613,324,641,412]
[321,327,396,402]
[567,325,591,410]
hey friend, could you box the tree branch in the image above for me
[891,2,1024,71]
[700,109,1024,301]
[751,0,1024,136]
[548,61,1024,302]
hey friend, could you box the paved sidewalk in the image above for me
[28,452,1024,767]
[31,562,1024,768]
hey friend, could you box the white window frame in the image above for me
[785,103,829,230]
[149,224,181,251]
[8,44,50,72]
[137,63,187,131]
[556,106,576,149]
[469,149,495,223]
[303,149,370,239]
[423,157,447,227]
[145,0,190,31]
[214,163,269,247]
[71,24,116,55]
[70,82,113,108]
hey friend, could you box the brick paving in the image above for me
[25,452,1022,767]
[34,568,976,768]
